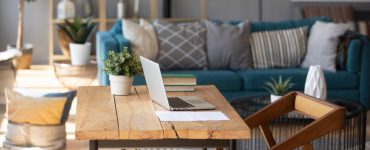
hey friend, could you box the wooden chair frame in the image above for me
[244,92,345,150]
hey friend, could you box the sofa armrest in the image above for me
[360,38,370,108]
[96,32,131,86]
[345,39,362,73]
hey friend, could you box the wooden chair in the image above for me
[244,92,345,150]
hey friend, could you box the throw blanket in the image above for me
[0,49,22,62]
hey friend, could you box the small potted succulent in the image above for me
[103,48,142,95]
[58,17,96,65]
[263,76,295,102]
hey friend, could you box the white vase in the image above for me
[69,42,91,66]
[270,94,281,103]
[83,0,93,17]
[117,0,126,18]
[109,75,133,95]
[57,0,76,19]
[304,65,327,100]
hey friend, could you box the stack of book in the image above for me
[162,74,196,92]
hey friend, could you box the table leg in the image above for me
[89,140,98,150]
[228,140,236,150]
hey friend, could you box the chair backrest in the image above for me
[244,92,345,150]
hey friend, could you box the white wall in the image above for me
[1,0,369,64]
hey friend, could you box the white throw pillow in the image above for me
[122,19,159,60]
[301,21,349,72]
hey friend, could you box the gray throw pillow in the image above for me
[154,21,207,70]
[301,21,349,72]
[250,26,309,69]
[205,20,252,70]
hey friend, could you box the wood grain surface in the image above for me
[75,85,250,140]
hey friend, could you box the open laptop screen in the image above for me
[140,56,171,110]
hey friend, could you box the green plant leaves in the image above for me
[263,75,295,96]
[58,17,96,44]
[103,47,143,77]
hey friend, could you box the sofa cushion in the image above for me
[238,68,359,90]
[250,27,308,69]
[205,20,252,70]
[154,21,207,70]
[133,70,243,91]
[301,21,349,72]
[123,19,159,60]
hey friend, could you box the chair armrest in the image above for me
[244,92,345,150]
[244,93,295,129]
[272,106,345,150]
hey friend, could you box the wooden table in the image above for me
[75,85,250,150]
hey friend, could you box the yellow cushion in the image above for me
[5,88,67,125]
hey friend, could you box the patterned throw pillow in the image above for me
[154,21,207,70]
[250,27,308,69]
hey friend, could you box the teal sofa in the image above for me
[96,17,370,108]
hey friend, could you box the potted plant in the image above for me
[58,17,96,65]
[7,0,36,69]
[103,48,143,95]
[263,76,295,103]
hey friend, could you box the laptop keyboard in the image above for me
[168,97,195,108]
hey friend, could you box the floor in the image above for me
[0,66,370,150]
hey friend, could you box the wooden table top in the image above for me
[75,85,250,140]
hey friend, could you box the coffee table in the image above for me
[75,85,250,150]
[231,95,366,150]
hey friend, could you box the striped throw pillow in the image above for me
[250,27,308,69]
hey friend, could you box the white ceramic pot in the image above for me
[270,94,282,103]
[117,0,126,18]
[69,42,91,66]
[109,75,133,95]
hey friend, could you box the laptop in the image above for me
[140,56,216,111]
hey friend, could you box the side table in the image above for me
[231,95,366,150]
[53,60,97,89]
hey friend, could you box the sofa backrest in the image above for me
[228,16,331,32]
[110,16,366,73]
